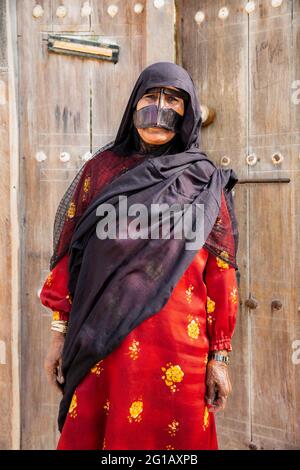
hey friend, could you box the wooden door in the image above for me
[176,0,300,450]
[17,0,147,450]
[13,0,300,451]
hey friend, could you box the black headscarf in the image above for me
[57,62,239,431]
[113,62,202,155]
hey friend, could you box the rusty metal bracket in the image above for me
[47,34,120,63]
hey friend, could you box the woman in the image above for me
[40,62,239,450]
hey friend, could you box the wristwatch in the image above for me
[209,352,230,365]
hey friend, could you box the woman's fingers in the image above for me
[56,358,65,385]
[205,379,216,407]
[213,395,227,412]
[211,378,230,412]
[44,356,63,394]
[44,335,65,394]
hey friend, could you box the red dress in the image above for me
[40,243,238,450]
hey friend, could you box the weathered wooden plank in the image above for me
[249,11,291,149]
[0,68,13,451]
[176,0,250,450]
[18,0,90,449]
[145,0,175,65]
[290,1,300,450]
[90,0,145,151]
[176,0,248,176]
[248,0,298,449]
[52,0,90,31]
[0,0,7,67]
[0,0,21,450]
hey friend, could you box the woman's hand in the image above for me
[44,331,65,394]
[205,355,232,413]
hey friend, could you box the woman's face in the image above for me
[135,86,185,145]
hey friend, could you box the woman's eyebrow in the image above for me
[144,88,160,95]
[144,87,187,100]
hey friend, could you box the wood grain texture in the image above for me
[176,0,299,450]
[248,0,299,450]
[0,0,20,450]
[18,0,95,450]
[90,0,147,150]
[0,65,13,451]
[145,0,175,66]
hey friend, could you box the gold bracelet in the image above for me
[51,325,68,334]
[51,320,68,334]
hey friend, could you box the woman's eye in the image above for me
[166,96,178,103]
[143,94,180,104]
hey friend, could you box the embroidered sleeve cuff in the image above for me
[209,338,232,352]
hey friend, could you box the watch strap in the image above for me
[209,352,230,365]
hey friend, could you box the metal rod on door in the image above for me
[236,178,290,184]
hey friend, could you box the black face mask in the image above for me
[133,87,186,133]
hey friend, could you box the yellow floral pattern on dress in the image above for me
[66,293,72,305]
[128,399,143,423]
[161,363,184,393]
[128,339,140,360]
[52,310,60,321]
[67,201,76,219]
[203,406,209,430]
[206,296,216,325]
[230,287,238,304]
[206,296,215,314]
[103,399,110,415]
[46,271,53,287]
[187,315,200,340]
[166,444,175,450]
[216,251,229,270]
[185,284,194,304]
[102,438,106,450]
[69,392,78,419]
[168,419,179,437]
[82,176,91,202]
[91,360,104,376]
[83,176,91,193]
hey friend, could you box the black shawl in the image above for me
[57,62,239,431]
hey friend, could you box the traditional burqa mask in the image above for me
[132,85,189,155]
[133,86,188,132]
